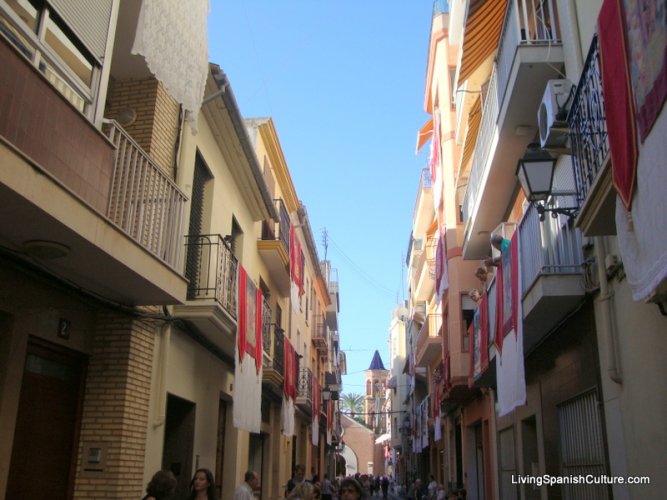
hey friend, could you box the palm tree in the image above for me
[340,392,365,424]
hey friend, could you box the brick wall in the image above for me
[106,78,180,176]
[73,312,157,499]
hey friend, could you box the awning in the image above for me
[416,117,434,153]
[461,96,482,169]
[375,433,391,444]
[425,219,439,236]
[457,0,507,86]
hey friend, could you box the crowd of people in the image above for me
[284,464,391,500]
[141,466,465,500]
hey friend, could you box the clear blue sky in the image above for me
[208,1,434,395]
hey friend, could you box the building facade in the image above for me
[0,1,343,499]
[396,1,667,499]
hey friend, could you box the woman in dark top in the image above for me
[186,468,219,500]
[142,470,177,500]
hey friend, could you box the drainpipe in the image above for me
[153,322,171,427]
[594,237,622,384]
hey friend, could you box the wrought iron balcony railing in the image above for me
[568,35,609,207]
[297,366,313,406]
[262,295,272,352]
[104,120,187,269]
[184,234,238,317]
[263,324,285,376]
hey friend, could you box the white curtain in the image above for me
[615,109,667,301]
[497,236,526,417]
[132,0,209,131]
[233,348,262,433]
[281,396,295,436]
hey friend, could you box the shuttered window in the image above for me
[558,389,610,500]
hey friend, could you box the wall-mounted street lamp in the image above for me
[516,143,578,221]
[322,386,339,402]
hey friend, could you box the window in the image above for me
[1,0,100,114]
[461,294,476,352]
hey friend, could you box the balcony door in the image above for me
[185,154,212,297]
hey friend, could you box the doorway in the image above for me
[6,339,85,499]
[162,394,196,499]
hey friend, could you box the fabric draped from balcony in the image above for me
[598,0,638,210]
[435,226,449,303]
[312,375,320,446]
[132,0,209,131]
[621,0,667,142]
[326,400,333,445]
[471,294,490,382]
[233,265,263,433]
[616,110,667,302]
[281,338,297,436]
[431,364,443,442]
[289,224,305,313]
[496,233,526,417]
[601,0,667,302]
[429,110,443,211]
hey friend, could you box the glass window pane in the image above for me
[5,0,39,32]
[44,14,93,86]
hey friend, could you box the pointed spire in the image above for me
[367,350,386,371]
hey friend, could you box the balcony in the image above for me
[473,277,498,388]
[568,35,614,236]
[519,203,585,352]
[415,314,443,367]
[322,261,339,331]
[0,37,187,305]
[257,198,291,295]
[461,0,565,259]
[172,234,238,356]
[263,324,285,396]
[296,366,313,415]
[312,322,329,354]
[412,168,434,236]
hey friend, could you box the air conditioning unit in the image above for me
[538,79,574,148]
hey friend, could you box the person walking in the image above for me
[287,464,307,497]
[187,468,218,500]
[142,469,176,500]
[380,476,389,500]
[234,470,260,500]
[320,473,333,500]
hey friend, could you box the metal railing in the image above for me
[568,35,609,207]
[413,167,433,221]
[263,324,285,376]
[184,234,238,317]
[297,366,313,405]
[261,198,290,251]
[432,0,448,16]
[487,276,497,346]
[518,203,584,295]
[262,296,272,356]
[462,67,499,224]
[463,0,562,224]
[104,120,187,268]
